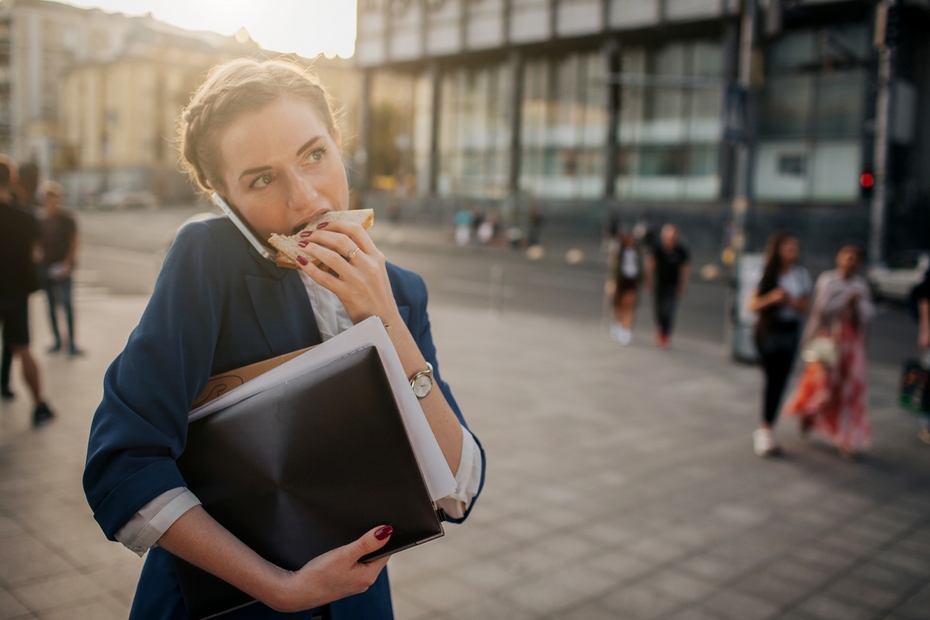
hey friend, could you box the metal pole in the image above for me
[428,61,441,197]
[869,0,894,264]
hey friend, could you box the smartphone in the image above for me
[210,193,276,262]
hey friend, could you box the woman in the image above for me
[607,231,643,345]
[783,244,875,458]
[748,232,811,457]
[82,59,485,619]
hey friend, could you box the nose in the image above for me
[285,170,321,212]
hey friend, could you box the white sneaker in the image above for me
[618,328,632,345]
[753,428,780,457]
[609,323,622,342]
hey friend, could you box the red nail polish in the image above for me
[296,255,308,266]
[298,240,308,248]
[374,525,393,541]
[300,230,313,238]
[316,222,329,229]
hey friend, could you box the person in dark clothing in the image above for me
[0,159,54,425]
[39,181,83,356]
[748,232,811,457]
[646,224,691,348]
[914,267,930,444]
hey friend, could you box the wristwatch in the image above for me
[409,362,434,399]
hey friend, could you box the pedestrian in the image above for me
[83,58,484,619]
[645,224,691,348]
[0,159,55,425]
[607,231,643,345]
[454,207,472,246]
[748,232,811,457]
[783,243,875,459]
[39,181,83,356]
[912,266,930,444]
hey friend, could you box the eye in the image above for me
[305,147,327,164]
[250,172,274,189]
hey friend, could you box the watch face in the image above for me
[413,374,433,398]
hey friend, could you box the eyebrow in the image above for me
[237,136,324,181]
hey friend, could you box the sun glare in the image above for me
[62,0,358,59]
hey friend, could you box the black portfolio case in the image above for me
[174,346,444,618]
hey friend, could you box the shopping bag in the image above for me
[899,359,930,414]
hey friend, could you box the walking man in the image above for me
[0,160,55,425]
[40,181,83,356]
[646,224,691,348]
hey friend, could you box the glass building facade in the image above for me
[753,25,870,203]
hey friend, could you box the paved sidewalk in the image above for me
[1,291,929,620]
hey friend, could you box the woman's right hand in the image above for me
[269,526,393,613]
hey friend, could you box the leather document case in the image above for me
[173,345,444,619]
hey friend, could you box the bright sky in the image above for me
[62,0,357,59]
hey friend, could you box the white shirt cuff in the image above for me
[436,426,482,520]
[115,487,202,557]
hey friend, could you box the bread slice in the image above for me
[268,209,374,269]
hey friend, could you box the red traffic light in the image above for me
[860,172,874,188]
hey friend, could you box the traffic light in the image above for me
[860,165,874,199]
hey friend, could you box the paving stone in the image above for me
[795,593,882,620]
[599,585,681,619]
[701,588,781,620]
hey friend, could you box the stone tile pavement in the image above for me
[1,293,929,620]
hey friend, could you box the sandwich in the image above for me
[269,209,374,270]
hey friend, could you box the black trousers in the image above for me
[0,342,11,390]
[757,323,800,426]
[654,287,679,336]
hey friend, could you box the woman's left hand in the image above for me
[294,221,401,325]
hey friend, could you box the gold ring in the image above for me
[347,247,360,260]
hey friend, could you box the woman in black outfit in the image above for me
[749,232,811,457]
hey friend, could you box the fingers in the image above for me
[315,220,380,256]
[347,525,393,562]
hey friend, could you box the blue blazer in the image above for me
[83,217,485,620]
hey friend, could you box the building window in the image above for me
[616,40,724,202]
[520,52,607,200]
[753,24,868,203]
[438,62,512,198]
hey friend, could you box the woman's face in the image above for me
[216,96,348,241]
[836,246,860,275]
[778,237,800,264]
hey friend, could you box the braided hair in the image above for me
[178,58,338,194]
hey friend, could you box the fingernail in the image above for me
[296,255,309,266]
[298,240,308,248]
[374,525,393,540]
[300,230,313,238]
[316,222,329,229]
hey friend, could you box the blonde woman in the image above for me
[83,59,485,620]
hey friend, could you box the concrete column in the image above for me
[357,69,373,193]
[729,0,757,253]
[507,49,524,196]
[428,61,441,196]
[603,39,621,199]
[869,0,895,264]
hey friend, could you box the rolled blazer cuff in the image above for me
[92,459,187,541]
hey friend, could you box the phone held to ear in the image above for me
[210,192,276,262]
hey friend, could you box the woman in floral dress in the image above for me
[783,244,875,458]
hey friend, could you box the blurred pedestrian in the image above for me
[783,244,874,459]
[39,181,83,356]
[646,224,690,348]
[0,159,54,425]
[748,232,811,457]
[913,267,930,444]
[14,161,40,208]
[454,207,472,246]
[607,231,643,345]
